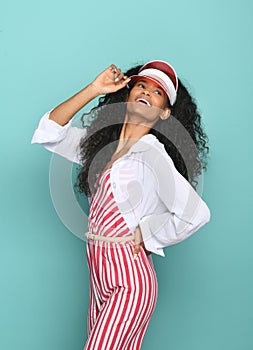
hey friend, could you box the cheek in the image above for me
[160,95,169,108]
[127,88,136,101]
[155,95,167,108]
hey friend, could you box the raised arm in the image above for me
[31,65,130,163]
[48,64,130,126]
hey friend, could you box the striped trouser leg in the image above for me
[84,241,158,350]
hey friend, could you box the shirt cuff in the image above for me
[31,110,72,144]
[139,215,166,257]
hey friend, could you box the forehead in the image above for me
[134,77,165,93]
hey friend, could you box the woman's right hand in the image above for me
[90,64,131,95]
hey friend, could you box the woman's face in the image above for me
[126,78,170,123]
[127,78,169,109]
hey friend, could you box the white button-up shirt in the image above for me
[31,111,211,256]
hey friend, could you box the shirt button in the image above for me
[112,182,116,188]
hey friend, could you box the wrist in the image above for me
[88,82,103,97]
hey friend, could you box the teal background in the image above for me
[1,0,253,349]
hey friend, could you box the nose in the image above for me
[142,89,150,96]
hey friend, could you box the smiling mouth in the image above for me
[136,98,151,107]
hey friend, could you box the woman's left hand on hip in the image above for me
[133,225,151,258]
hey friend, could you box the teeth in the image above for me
[136,98,151,107]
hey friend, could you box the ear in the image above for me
[160,108,171,120]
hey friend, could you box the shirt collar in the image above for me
[128,134,157,154]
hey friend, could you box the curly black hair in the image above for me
[76,65,209,196]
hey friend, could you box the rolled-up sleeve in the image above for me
[139,148,211,257]
[31,110,87,164]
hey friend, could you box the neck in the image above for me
[113,113,153,154]
[119,112,153,141]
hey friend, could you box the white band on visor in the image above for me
[138,68,177,105]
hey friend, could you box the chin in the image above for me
[126,102,160,122]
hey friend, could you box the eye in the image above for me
[153,90,162,95]
[137,83,145,88]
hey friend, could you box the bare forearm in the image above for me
[49,83,100,126]
[48,64,129,126]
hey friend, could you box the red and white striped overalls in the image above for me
[84,168,158,350]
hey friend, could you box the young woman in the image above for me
[32,60,211,349]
